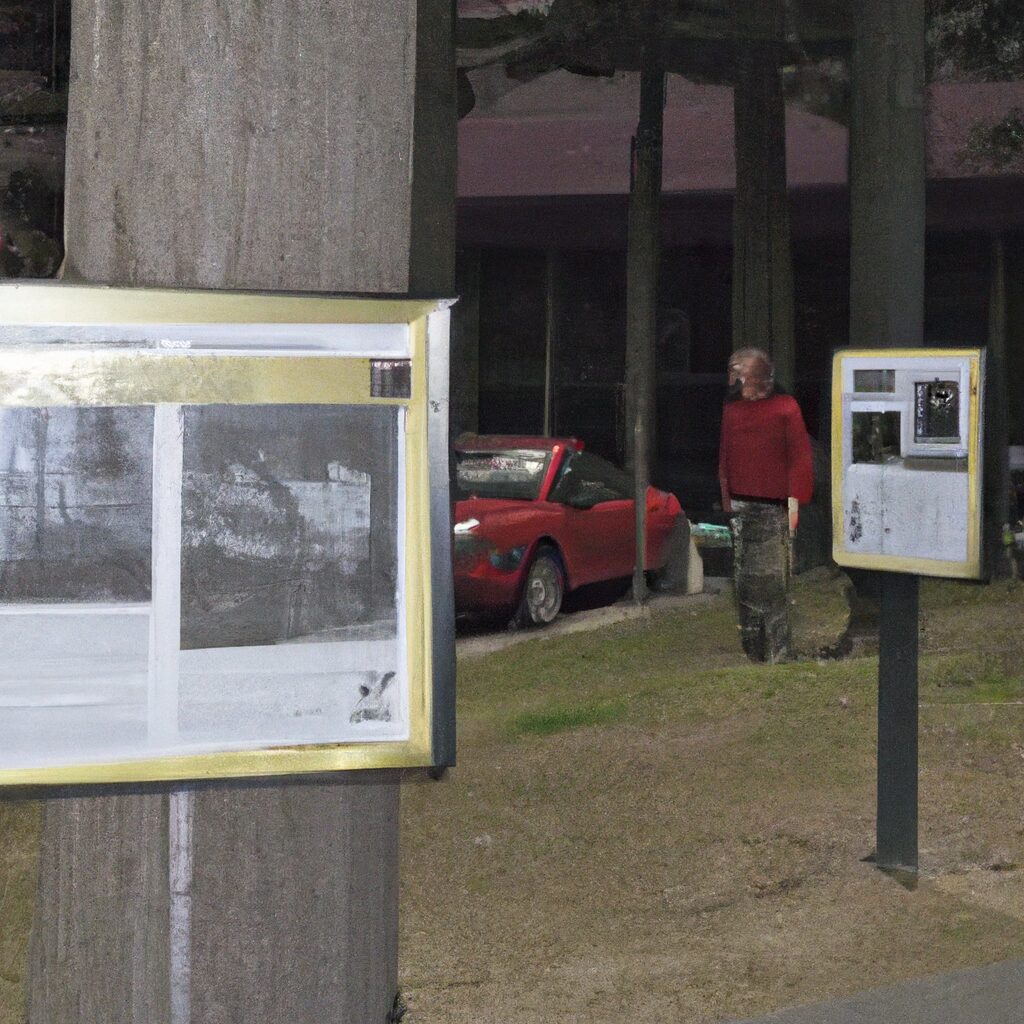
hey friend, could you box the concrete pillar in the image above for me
[28,2,455,1022]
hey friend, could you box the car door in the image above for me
[548,451,635,585]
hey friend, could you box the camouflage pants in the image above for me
[730,500,791,663]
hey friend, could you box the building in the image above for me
[453,70,1024,514]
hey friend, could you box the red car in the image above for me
[452,435,686,626]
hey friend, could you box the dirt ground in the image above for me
[399,577,1024,1023]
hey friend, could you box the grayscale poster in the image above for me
[0,406,153,602]
[0,401,407,770]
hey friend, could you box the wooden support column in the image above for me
[451,247,482,439]
[544,250,558,437]
[986,235,1011,576]
[625,66,665,604]
[850,0,926,348]
[731,0,794,391]
[27,2,455,1023]
[850,0,926,873]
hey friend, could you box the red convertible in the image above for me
[452,435,687,626]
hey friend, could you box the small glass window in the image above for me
[854,369,895,393]
[852,411,901,464]
[914,380,960,443]
[454,449,552,501]
[549,451,633,507]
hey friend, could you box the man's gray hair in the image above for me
[728,347,774,381]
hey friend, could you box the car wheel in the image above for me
[513,548,564,628]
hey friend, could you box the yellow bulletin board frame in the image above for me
[0,282,455,786]
[831,347,984,579]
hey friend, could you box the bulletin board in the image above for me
[0,282,455,785]
[831,348,984,579]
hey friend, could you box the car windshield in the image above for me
[454,449,552,501]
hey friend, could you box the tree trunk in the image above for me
[986,235,1011,576]
[849,0,926,348]
[544,249,558,437]
[28,3,455,1023]
[731,0,794,391]
[625,66,664,604]
[451,247,482,439]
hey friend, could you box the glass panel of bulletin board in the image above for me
[0,283,455,786]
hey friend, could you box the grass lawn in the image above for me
[399,578,1024,1023]
[2,578,1023,1023]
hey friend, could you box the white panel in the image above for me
[843,465,886,553]
[177,638,406,747]
[149,404,183,744]
[0,626,405,770]
[879,465,969,563]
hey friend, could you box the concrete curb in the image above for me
[456,578,732,660]
[727,959,1024,1024]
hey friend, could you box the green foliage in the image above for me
[1,167,63,278]
[964,106,1024,169]
[927,0,1024,81]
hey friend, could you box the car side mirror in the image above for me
[566,494,597,511]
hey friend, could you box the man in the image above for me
[719,348,813,662]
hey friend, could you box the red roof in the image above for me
[459,71,1024,198]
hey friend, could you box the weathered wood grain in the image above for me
[28,1,454,1022]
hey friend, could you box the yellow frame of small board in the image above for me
[831,347,984,579]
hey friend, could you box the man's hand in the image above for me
[787,497,799,534]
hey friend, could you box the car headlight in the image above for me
[488,545,526,571]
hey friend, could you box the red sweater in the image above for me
[719,393,814,506]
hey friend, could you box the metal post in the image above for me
[876,571,919,870]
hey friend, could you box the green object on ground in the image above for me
[692,522,733,547]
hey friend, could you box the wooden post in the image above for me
[27,2,455,1022]
[850,0,926,348]
[986,235,1011,576]
[451,247,482,439]
[850,0,926,872]
[544,250,558,437]
[626,66,665,605]
[731,0,794,391]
